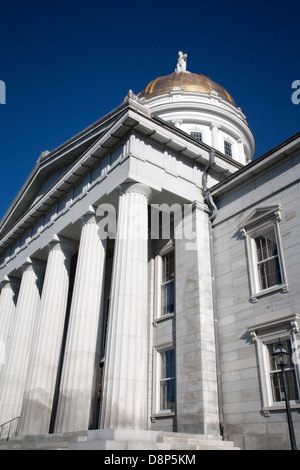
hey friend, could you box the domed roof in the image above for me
[138,52,236,106]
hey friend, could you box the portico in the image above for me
[0,53,253,446]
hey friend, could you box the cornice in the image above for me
[0,101,244,253]
[210,131,300,200]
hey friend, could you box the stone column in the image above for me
[174,202,220,435]
[100,182,151,430]
[18,236,76,436]
[0,276,19,377]
[0,258,44,436]
[54,208,107,433]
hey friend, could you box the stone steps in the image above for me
[0,429,239,450]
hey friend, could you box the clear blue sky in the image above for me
[0,0,299,221]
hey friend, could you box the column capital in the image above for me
[0,275,20,290]
[210,122,221,130]
[21,257,45,274]
[117,182,152,200]
[79,205,97,227]
[46,235,78,256]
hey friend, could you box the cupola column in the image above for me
[237,139,245,164]
[210,122,221,151]
[100,183,151,430]
[54,209,107,433]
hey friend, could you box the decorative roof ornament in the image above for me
[175,51,187,72]
[123,89,145,104]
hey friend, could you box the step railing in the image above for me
[0,417,20,441]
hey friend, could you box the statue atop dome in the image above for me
[176,51,187,72]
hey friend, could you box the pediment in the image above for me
[238,205,282,230]
[0,102,131,239]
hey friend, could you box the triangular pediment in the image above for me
[0,102,131,239]
[238,205,282,230]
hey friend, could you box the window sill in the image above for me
[262,402,300,416]
[251,284,289,303]
[153,313,175,326]
[150,412,175,423]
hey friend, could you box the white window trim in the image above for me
[239,205,288,302]
[248,314,300,416]
[151,344,176,420]
[153,242,175,324]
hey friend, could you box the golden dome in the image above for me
[138,71,236,106]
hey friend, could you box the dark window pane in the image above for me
[161,281,175,315]
[160,349,175,410]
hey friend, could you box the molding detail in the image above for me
[239,205,282,231]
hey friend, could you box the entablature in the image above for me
[0,101,243,264]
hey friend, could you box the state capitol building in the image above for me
[0,52,299,450]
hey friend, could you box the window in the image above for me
[254,227,282,291]
[224,140,232,157]
[161,251,175,316]
[266,340,299,403]
[248,315,300,414]
[239,206,288,302]
[191,131,203,142]
[159,349,175,411]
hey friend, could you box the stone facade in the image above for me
[211,135,300,449]
[0,58,299,450]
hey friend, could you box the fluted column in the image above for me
[19,237,76,436]
[0,258,44,436]
[54,209,107,433]
[0,276,19,377]
[100,182,151,430]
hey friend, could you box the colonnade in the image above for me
[0,182,152,436]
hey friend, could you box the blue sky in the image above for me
[0,0,299,221]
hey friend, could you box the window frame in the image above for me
[240,206,288,302]
[253,228,282,291]
[152,344,176,418]
[154,243,175,322]
[159,348,176,412]
[248,315,300,415]
[191,131,203,142]
[265,339,299,404]
[224,139,232,157]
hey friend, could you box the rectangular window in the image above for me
[191,131,202,142]
[254,228,282,290]
[267,340,299,403]
[224,140,232,157]
[161,251,175,316]
[248,315,300,413]
[239,206,288,302]
[159,349,175,411]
